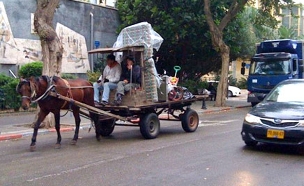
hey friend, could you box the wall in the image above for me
[0,0,119,76]
[231,59,250,81]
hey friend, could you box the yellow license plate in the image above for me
[267,129,284,139]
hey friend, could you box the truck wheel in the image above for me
[140,113,160,139]
[244,140,258,147]
[251,102,258,107]
[181,109,199,132]
[99,119,115,137]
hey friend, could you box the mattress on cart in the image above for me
[113,22,163,102]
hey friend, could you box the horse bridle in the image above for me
[18,80,37,102]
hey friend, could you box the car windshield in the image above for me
[250,60,291,75]
[266,83,304,103]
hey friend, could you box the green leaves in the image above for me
[18,61,43,78]
[116,0,295,78]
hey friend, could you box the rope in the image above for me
[31,85,55,103]
[60,110,70,117]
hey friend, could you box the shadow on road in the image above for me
[242,143,304,156]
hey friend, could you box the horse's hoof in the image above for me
[55,144,61,149]
[70,140,77,145]
[30,145,36,152]
[96,136,101,142]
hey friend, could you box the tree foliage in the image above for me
[116,0,285,78]
[117,0,221,78]
[203,0,294,106]
[117,0,295,106]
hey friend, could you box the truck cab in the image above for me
[243,39,304,106]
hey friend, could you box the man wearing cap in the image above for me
[93,54,122,105]
[114,56,141,105]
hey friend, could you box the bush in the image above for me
[2,78,21,110]
[228,75,237,86]
[61,73,77,80]
[0,74,13,87]
[237,77,247,89]
[87,71,101,83]
[19,61,43,78]
[179,80,197,94]
[197,80,208,89]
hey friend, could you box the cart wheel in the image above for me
[99,119,115,137]
[140,113,160,139]
[181,109,199,132]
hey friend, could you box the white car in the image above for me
[228,85,241,97]
[207,80,241,97]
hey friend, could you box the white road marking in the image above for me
[198,119,238,127]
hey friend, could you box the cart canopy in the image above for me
[88,46,145,54]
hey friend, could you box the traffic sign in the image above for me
[94,40,100,48]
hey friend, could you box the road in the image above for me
[1,108,304,186]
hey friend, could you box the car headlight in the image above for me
[244,113,261,125]
[297,120,304,127]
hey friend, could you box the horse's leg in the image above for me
[71,107,81,145]
[54,111,61,149]
[30,110,49,151]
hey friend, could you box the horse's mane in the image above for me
[16,80,29,93]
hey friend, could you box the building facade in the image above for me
[0,0,120,77]
[280,4,304,37]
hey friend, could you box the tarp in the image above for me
[113,22,163,51]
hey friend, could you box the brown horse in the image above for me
[17,76,100,151]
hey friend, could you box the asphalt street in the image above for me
[1,108,304,186]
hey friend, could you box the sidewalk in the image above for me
[0,92,251,141]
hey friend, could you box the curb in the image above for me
[197,105,251,114]
[0,124,91,142]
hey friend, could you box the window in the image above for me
[250,60,291,75]
[266,83,304,102]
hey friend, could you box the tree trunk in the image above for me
[32,0,63,128]
[203,0,247,106]
[215,44,230,107]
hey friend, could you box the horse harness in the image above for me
[21,76,92,106]
[60,78,73,109]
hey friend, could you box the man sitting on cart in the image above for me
[113,56,141,106]
[93,54,122,105]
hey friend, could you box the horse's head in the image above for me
[16,77,36,110]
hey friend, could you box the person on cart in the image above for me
[113,56,141,106]
[93,54,122,105]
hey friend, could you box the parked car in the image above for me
[207,80,241,97]
[228,85,241,97]
[241,79,304,147]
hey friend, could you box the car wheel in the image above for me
[228,90,233,97]
[244,140,258,147]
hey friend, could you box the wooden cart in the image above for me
[56,46,206,139]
